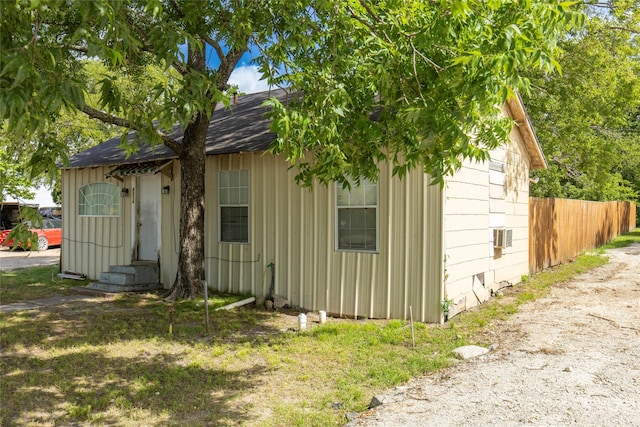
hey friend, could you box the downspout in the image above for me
[267,262,275,299]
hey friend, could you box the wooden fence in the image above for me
[529,198,637,274]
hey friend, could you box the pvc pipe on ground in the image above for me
[298,313,307,331]
[214,296,256,311]
[319,310,327,324]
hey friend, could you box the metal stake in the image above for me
[203,280,210,336]
[410,306,415,349]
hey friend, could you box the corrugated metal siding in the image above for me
[193,153,443,322]
[159,162,179,286]
[64,153,443,322]
[61,167,132,279]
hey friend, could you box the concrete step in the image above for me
[109,264,158,284]
[87,281,161,293]
[92,263,160,292]
[100,271,135,285]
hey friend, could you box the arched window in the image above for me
[79,182,121,217]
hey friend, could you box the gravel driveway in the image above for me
[0,247,61,271]
[348,243,640,426]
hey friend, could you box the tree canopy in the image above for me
[523,1,640,202]
[1,0,581,297]
[263,1,583,186]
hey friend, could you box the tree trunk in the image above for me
[165,41,209,300]
[165,112,209,299]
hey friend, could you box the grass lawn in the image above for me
[1,230,638,426]
[0,266,88,304]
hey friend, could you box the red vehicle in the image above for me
[0,218,62,250]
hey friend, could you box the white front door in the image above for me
[137,175,161,261]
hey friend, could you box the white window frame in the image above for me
[335,178,379,253]
[78,182,121,217]
[218,170,249,244]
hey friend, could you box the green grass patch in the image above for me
[0,265,87,304]
[1,231,638,426]
[599,229,640,250]
[0,292,463,426]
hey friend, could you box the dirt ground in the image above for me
[349,243,640,426]
[0,246,61,271]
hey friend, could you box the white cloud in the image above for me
[228,65,271,94]
[6,186,56,206]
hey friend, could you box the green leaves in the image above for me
[264,1,580,186]
[524,3,640,202]
[2,205,40,251]
[1,0,584,194]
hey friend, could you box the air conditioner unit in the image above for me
[493,228,513,248]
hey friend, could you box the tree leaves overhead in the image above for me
[0,59,168,202]
[2,0,581,189]
[263,0,582,186]
[523,1,640,202]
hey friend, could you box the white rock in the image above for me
[453,345,490,360]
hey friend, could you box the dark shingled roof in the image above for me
[65,88,296,169]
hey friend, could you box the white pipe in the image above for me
[319,310,327,324]
[214,296,256,311]
[298,313,307,331]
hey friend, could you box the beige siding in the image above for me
[491,126,531,284]
[163,153,445,322]
[63,154,443,322]
[443,124,532,315]
[159,163,179,286]
[61,167,133,279]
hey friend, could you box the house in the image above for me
[61,89,545,323]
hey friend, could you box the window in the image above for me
[219,170,249,243]
[336,178,378,251]
[44,218,62,229]
[79,182,120,216]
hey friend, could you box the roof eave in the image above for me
[506,93,547,170]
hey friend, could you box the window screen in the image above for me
[336,179,378,251]
[219,170,249,243]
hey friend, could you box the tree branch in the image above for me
[203,35,225,65]
[358,0,383,25]
[171,60,188,75]
[606,25,639,34]
[122,10,187,76]
[205,35,248,92]
[168,0,186,18]
[218,46,246,88]
[81,105,181,153]
[67,45,88,53]
[346,4,393,45]
[81,105,133,128]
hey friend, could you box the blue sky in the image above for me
[204,44,272,94]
